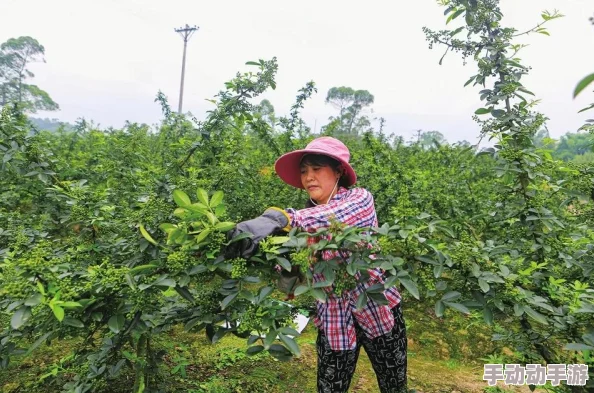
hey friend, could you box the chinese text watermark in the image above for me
[483,364,589,386]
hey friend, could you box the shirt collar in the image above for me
[328,186,348,203]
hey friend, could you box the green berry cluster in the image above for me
[206,231,226,254]
[230,258,248,279]
[237,304,265,334]
[333,269,356,297]
[88,258,130,293]
[135,195,171,227]
[15,240,54,273]
[166,250,193,274]
[12,227,30,252]
[1,280,31,299]
[194,287,220,315]
[289,249,311,274]
[70,204,88,222]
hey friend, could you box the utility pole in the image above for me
[175,24,199,114]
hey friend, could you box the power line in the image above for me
[174,24,198,114]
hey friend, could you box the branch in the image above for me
[512,20,548,37]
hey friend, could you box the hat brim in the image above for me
[274,148,357,189]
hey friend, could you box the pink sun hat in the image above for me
[274,137,357,189]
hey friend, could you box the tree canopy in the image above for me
[0,36,59,113]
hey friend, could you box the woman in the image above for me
[229,137,407,393]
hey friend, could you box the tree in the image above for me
[324,86,374,135]
[425,3,594,390]
[418,130,447,149]
[256,98,276,126]
[553,132,593,161]
[0,36,59,113]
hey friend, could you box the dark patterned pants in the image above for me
[316,304,407,393]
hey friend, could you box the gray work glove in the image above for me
[226,208,290,259]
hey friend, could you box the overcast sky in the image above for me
[1,0,593,143]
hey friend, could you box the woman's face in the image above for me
[300,162,341,204]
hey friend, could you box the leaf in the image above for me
[268,343,293,361]
[61,301,83,309]
[563,343,594,351]
[52,305,65,322]
[524,306,548,325]
[153,277,176,288]
[465,11,473,26]
[311,288,327,303]
[366,283,385,294]
[130,264,158,274]
[221,292,238,310]
[475,108,490,115]
[158,223,177,233]
[464,76,476,87]
[368,293,389,306]
[186,203,209,213]
[195,228,211,244]
[258,286,273,303]
[356,291,368,310]
[435,301,445,317]
[196,188,209,206]
[491,109,506,118]
[175,286,195,303]
[245,61,261,66]
[125,273,136,289]
[279,326,300,337]
[24,293,43,306]
[444,302,470,314]
[478,279,490,293]
[574,73,594,98]
[139,225,158,246]
[276,257,291,272]
[446,9,464,24]
[269,236,290,245]
[578,103,594,113]
[441,291,461,301]
[247,345,265,355]
[215,222,236,232]
[279,334,301,356]
[63,317,84,328]
[184,318,203,332]
[173,208,188,218]
[264,329,277,349]
[399,278,420,300]
[108,314,125,333]
[205,212,217,226]
[483,307,493,325]
[11,306,32,329]
[210,190,224,208]
[173,189,191,207]
[293,285,310,297]
[450,26,464,37]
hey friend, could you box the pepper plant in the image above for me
[424,1,593,390]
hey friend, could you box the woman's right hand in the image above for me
[224,208,291,259]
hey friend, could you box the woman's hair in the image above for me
[301,154,349,207]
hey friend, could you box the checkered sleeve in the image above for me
[285,188,378,230]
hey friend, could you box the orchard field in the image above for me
[1,1,594,392]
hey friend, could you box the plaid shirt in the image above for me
[286,187,401,351]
